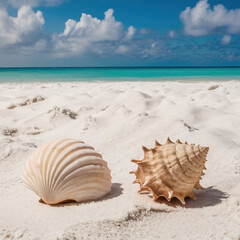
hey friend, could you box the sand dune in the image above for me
[0,81,239,239]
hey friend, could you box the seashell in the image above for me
[22,139,112,205]
[130,137,209,204]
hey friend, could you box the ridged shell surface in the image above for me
[130,138,209,204]
[22,139,112,205]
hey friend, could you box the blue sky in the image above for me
[0,0,240,66]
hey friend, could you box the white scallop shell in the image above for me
[22,139,112,205]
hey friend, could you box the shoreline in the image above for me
[0,79,239,84]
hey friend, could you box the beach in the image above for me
[0,81,239,240]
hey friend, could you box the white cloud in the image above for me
[0,7,169,61]
[60,9,123,41]
[116,45,128,54]
[126,26,136,39]
[0,6,44,48]
[139,28,150,35]
[0,7,139,58]
[221,35,231,45]
[180,0,240,36]
[53,9,134,56]
[168,30,175,38]
[142,42,160,58]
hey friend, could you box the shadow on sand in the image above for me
[155,186,228,208]
[41,183,123,207]
[100,183,123,201]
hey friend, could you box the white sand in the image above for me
[0,81,239,240]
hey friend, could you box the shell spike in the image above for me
[166,137,173,144]
[133,179,140,184]
[152,193,159,201]
[176,139,182,144]
[142,146,151,158]
[187,191,196,200]
[138,187,150,194]
[129,171,136,174]
[142,146,149,152]
[177,195,186,205]
[194,181,204,190]
[155,140,161,147]
[142,176,151,187]
[167,190,173,200]
[131,159,142,164]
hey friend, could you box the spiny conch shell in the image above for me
[22,139,112,205]
[130,137,209,204]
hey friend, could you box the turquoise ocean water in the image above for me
[0,67,240,82]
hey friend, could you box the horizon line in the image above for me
[1,66,240,69]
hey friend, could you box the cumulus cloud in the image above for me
[53,9,136,56]
[180,0,240,36]
[59,9,123,41]
[126,26,136,39]
[0,7,168,62]
[0,6,44,48]
[0,7,140,58]
[221,35,231,45]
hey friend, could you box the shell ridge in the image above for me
[174,144,186,173]
[190,145,204,167]
[45,139,75,197]
[57,185,110,203]
[52,155,109,191]
[157,150,177,188]
[53,165,110,195]
[174,144,201,182]
[163,144,186,187]
[155,160,194,186]
[22,155,37,189]
[60,178,112,197]
[42,140,69,188]
[170,166,196,185]
[187,144,204,168]
[30,148,44,197]
[40,139,61,197]
[197,147,208,164]
[47,141,96,193]
[22,163,41,195]
[49,150,104,191]
[182,144,203,173]
[56,177,112,203]
[152,145,185,197]
[55,165,111,189]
